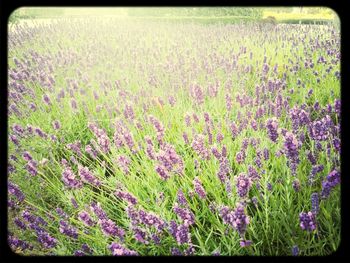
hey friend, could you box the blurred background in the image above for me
[9,7,338,26]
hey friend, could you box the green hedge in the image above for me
[278,18,332,25]
[128,16,257,25]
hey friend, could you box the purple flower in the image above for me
[85,144,98,159]
[126,205,140,225]
[62,166,82,189]
[149,115,165,144]
[235,173,252,198]
[71,198,79,209]
[78,211,95,227]
[78,165,101,186]
[309,115,333,142]
[133,226,148,244]
[235,151,246,164]
[263,148,269,161]
[307,151,317,165]
[37,231,57,249]
[42,94,52,105]
[190,84,204,104]
[26,160,38,176]
[8,234,33,252]
[299,211,317,231]
[155,165,170,180]
[266,118,279,142]
[138,210,166,231]
[292,179,300,192]
[14,217,27,230]
[289,106,310,131]
[90,202,108,220]
[283,132,300,173]
[176,224,191,245]
[66,141,82,156]
[292,245,299,256]
[10,134,20,146]
[240,239,252,247]
[108,242,138,256]
[308,164,324,185]
[171,247,182,256]
[247,165,260,181]
[311,193,319,215]
[177,189,188,206]
[99,218,125,239]
[334,99,340,116]
[59,220,78,239]
[230,122,239,138]
[52,120,61,130]
[192,134,210,160]
[321,170,340,199]
[56,207,68,219]
[193,177,206,199]
[219,203,250,236]
[8,182,25,202]
[173,204,195,226]
[115,190,138,205]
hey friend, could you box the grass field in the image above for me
[7,15,340,256]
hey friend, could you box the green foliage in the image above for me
[126,7,263,19]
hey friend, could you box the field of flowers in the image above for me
[7,17,340,256]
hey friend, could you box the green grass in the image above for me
[7,18,340,256]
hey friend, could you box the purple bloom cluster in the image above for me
[66,141,82,156]
[308,164,324,185]
[219,203,250,236]
[309,115,333,141]
[138,210,166,231]
[283,131,300,173]
[266,117,279,142]
[88,123,110,153]
[299,211,317,231]
[115,190,138,205]
[190,84,205,104]
[90,202,108,220]
[149,115,165,144]
[85,144,98,159]
[98,218,125,239]
[248,165,260,181]
[321,170,340,199]
[292,245,299,256]
[235,173,252,198]
[235,150,246,164]
[116,155,131,174]
[169,220,192,245]
[8,181,25,203]
[59,220,78,239]
[78,165,101,186]
[173,203,195,226]
[108,242,138,256]
[193,177,206,199]
[156,143,184,177]
[78,211,96,227]
[37,231,57,249]
[8,234,33,252]
[61,165,83,189]
[192,134,210,160]
[289,106,310,131]
[311,193,319,215]
[26,160,38,176]
[177,189,188,206]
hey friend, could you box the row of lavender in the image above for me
[8,19,340,255]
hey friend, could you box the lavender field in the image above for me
[7,14,340,256]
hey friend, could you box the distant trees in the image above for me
[126,7,264,18]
